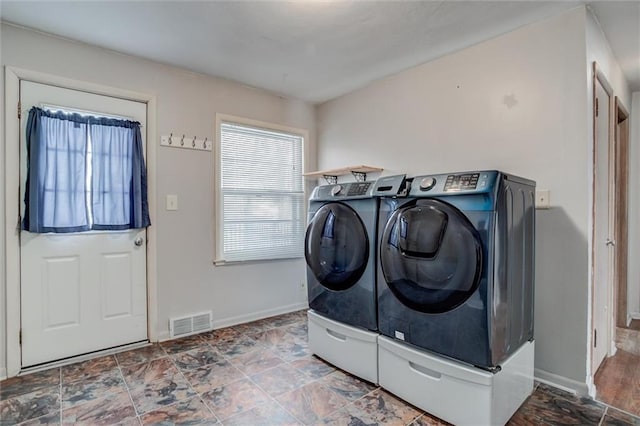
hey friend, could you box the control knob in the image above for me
[419,177,436,191]
[331,185,343,196]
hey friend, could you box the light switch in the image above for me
[166,194,178,211]
[535,190,550,209]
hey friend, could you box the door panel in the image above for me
[20,81,148,367]
[42,255,81,329]
[102,253,134,319]
[592,77,612,374]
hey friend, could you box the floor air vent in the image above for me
[169,311,212,338]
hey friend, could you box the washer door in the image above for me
[380,198,483,313]
[305,202,369,291]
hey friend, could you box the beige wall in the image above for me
[317,7,595,388]
[1,23,316,377]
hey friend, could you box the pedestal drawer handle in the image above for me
[326,328,347,342]
[409,361,442,380]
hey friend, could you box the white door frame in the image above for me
[4,66,158,377]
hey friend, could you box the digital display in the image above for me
[347,182,372,196]
[443,173,480,191]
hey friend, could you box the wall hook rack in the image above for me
[161,134,212,152]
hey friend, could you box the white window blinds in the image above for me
[219,121,305,262]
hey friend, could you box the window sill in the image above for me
[213,256,303,267]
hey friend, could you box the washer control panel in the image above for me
[443,173,480,191]
[419,177,437,191]
[408,171,498,197]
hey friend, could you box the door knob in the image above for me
[606,239,615,247]
[134,237,144,247]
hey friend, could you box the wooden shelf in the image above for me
[303,165,383,184]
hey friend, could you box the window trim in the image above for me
[213,113,308,265]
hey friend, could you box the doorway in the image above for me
[591,64,636,416]
[613,97,630,331]
[4,67,158,378]
[19,81,149,367]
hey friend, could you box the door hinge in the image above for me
[18,101,21,119]
[595,97,599,117]
[19,329,22,345]
[593,329,597,347]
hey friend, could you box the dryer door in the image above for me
[305,202,369,291]
[380,198,483,313]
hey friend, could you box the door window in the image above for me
[305,202,369,291]
[23,107,150,233]
[380,199,483,313]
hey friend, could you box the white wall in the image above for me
[1,23,316,375]
[318,7,593,387]
[629,92,640,318]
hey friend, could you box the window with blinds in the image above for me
[218,119,305,262]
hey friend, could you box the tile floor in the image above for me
[1,310,639,425]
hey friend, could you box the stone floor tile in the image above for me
[182,360,245,394]
[115,345,167,368]
[200,378,271,421]
[276,382,348,425]
[61,391,136,425]
[139,397,217,425]
[0,387,60,425]
[0,369,60,401]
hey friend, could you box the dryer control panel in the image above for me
[310,180,376,201]
[347,181,373,196]
[409,171,498,197]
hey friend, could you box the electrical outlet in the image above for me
[535,190,550,209]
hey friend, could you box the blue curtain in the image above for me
[90,117,150,230]
[23,107,150,233]
[23,108,90,233]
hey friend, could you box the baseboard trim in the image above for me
[630,312,640,320]
[158,302,309,343]
[534,368,589,396]
[211,302,309,330]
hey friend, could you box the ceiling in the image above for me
[1,1,638,104]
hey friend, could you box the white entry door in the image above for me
[20,81,148,367]
[592,76,613,375]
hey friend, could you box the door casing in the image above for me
[589,62,630,383]
[613,97,630,330]
[4,66,158,378]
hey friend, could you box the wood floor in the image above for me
[616,326,640,356]
[595,349,640,417]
